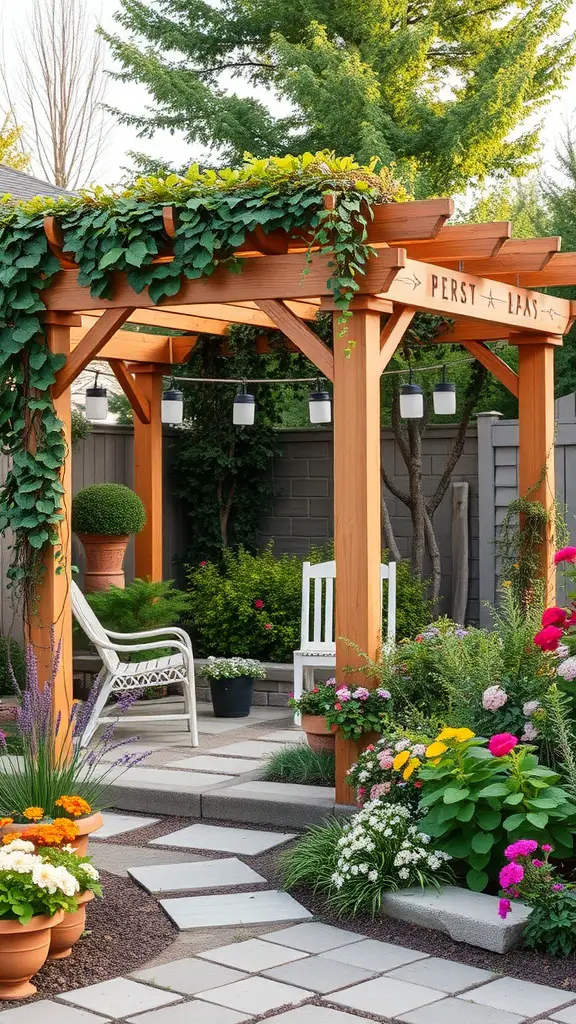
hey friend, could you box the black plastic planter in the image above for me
[209,675,254,718]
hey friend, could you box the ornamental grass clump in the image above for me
[262,744,335,786]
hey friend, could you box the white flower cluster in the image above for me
[201,656,267,680]
[331,800,450,890]
[79,862,99,882]
[0,840,79,897]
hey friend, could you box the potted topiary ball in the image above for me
[200,657,267,717]
[72,484,146,592]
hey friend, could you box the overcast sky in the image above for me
[2,0,576,188]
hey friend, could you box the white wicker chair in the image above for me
[71,581,198,747]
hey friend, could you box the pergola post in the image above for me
[333,307,383,805]
[133,364,164,580]
[514,334,559,604]
[27,315,74,753]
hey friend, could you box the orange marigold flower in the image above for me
[28,824,64,846]
[1,832,23,844]
[0,817,14,828]
[52,818,79,839]
[55,795,91,817]
[23,806,44,821]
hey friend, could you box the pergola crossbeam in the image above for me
[379,306,416,374]
[109,360,152,423]
[460,340,519,396]
[256,299,334,380]
[53,307,135,397]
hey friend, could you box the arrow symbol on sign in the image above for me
[396,272,422,290]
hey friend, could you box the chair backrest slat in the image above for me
[299,560,397,652]
[71,581,119,672]
[313,577,323,644]
[324,576,334,646]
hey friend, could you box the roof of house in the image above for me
[0,163,72,201]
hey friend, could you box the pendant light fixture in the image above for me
[161,379,184,425]
[233,382,255,426]
[308,378,332,424]
[399,368,424,419]
[85,371,108,421]
[433,364,457,416]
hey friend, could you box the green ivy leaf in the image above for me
[99,247,126,269]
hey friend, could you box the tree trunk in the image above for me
[423,507,442,606]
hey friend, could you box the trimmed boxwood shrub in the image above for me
[72,484,146,536]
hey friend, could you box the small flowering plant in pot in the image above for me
[288,680,340,751]
[418,729,576,891]
[497,839,576,957]
[289,679,392,750]
[200,656,266,718]
[39,846,102,960]
[346,729,431,808]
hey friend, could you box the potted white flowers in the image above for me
[200,657,267,717]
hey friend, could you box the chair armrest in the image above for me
[105,626,192,646]
[93,637,191,661]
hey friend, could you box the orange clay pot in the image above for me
[48,891,94,960]
[0,911,64,999]
[301,714,337,752]
[0,812,104,856]
[77,533,130,592]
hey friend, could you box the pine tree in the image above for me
[105,0,576,194]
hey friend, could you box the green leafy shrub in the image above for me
[388,559,432,641]
[262,744,335,786]
[0,637,25,697]
[72,484,146,536]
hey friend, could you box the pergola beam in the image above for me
[109,360,152,423]
[403,222,511,263]
[379,306,416,374]
[460,341,519,397]
[439,237,562,276]
[256,299,334,380]
[483,251,576,288]
[53,307,135,397]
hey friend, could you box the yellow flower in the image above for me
[426,741,448,758]
[513,563,520,569]
[454,728,475,742]
[437,728,459,741]
[403,757,421,780]
[23,806,44,822]
[503,580,512,588]
[393,750,411,770]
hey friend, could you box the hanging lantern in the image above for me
[399,370,423,419]
[233,383,255,426]
[161,381,184,425]
[309,379,331,424]
[85,372,108,421]
[433,365,456,416]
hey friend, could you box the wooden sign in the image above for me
[381,257,573,334]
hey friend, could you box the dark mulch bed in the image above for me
[0,870,177,1011]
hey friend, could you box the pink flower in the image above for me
[553,883,565,891]
[334,702,342,711]
[254,599,265,609]
[521,721,538,742]
[264,623,272,630]
[555,546,576,565]
[200,560,207,567]
[377,688,391,700]
[532,859,544,868]
[542,606,567,627]
[370,782,391,800]
[482,685,508,711]
[542,844,553,853]
[500,862,524,889]
[377,751,394,770]
[336,686,351,702]
[352,686,370,701]
[534,626,564,652]
[489,733,518,757]
[505,839,538,860]
[326,677,337,687]
[498,898,512,920]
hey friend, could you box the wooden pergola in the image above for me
[33,197,576,803]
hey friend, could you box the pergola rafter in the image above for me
[33,199,576,804]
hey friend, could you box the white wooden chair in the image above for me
[292,560,396,708]
[71,581,198,747]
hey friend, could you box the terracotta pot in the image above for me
[0,811,104,856]
[0,911,64,999]
[77,533,130,592]
[301,714,337,752]
[48,890,94,960]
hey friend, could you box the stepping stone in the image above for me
[132,957,247,995]
[129,857,265,893]
[263,1010,377,1024]
[126,1003,250,1024]
[262,923,366,954]
[160,889,312,929]
[0,1002,105,1024]
[322,938,429,971]
[197,720,247,735]
[91,844,204,878]
[387,956,495,993]
[463,978,576,1017]
[551,1008,576,1023]
[92,812,159,839]
[119,766,227,790]
[197,977,309,1015]
[264,954,376,993]
[59,978,182,1019]
[199,938,310,972]
[212,741,286,758]
[221,780,335,800]
[150,823,295,855]
[259,731,307,744]
[97,742,162,762]
[326,977,443,1017]
[167,755,261,774]
[399,999,526,1024]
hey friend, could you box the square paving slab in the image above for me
[322,938,429,972]
[387,956,495,992]
[258,731,307,744]
[263,1009,369,1024]
[129,857,265,893]
[398,998,527,1024]
[91,844,205,878]
[463,977,575,1017]
[264,954,376,993]
[126,1001,249,1024]
[150,823,295,854]
[167,755,261,774]
[119,766,227,790]
[211,741,287,758]
[0,1003,107,1024]
[160,889,312,929]
[197,720,250,735]
[326,976,443,1017]
[262,923,366,953]
[59,978,182,1019]
[551,1006,576,1022]
[197,976,309,1014]
[97,742,163,762]
[93,812,160,839]
[199,938,310,972]
[132,957,247,994]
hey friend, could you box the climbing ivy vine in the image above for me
[0,152,407,599]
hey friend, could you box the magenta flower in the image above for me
[336,686,351,702]
[542,606,567,627]
[498,898,512,920]
[504,839,538,861]
[532,859,544,868]
[534,625,564,652]
[377,751,394,770]
[499,862,524,889]
[553,883,565,891]
[542,844,553,853]
[555,546,576,565]
[489,733,518,757]
[254,599,265,610]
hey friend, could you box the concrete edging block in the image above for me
[105,782,201,817]
[201,790,335,828]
